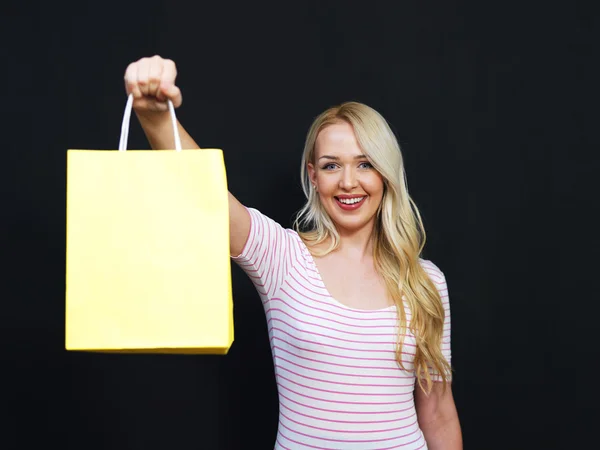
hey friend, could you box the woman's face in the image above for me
[307,121,385,235]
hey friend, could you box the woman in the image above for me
[124,55,462,449]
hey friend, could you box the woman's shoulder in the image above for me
[247,207,308,249]
[418,258,447,286]
[246,207,296,232]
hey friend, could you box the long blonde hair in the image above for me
[294,102,451,393]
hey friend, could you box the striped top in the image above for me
[232,208,452,450]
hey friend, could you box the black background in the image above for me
[3,1,598,449]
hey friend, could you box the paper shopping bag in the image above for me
[65,95,233,354]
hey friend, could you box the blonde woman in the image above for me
[124,55,462,449]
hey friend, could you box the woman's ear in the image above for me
[307,163,317,186]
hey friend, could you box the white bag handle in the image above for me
[118,93,182,152]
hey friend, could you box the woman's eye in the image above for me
[359,162,373,169]
[322,163,337,170]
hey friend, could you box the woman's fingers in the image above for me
[123,55,181,111]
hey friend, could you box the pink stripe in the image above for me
[304,262,319,273]
[253,283,267,297]
[273,294,396,326]
[278,390,415,414]
[281,283,344,312]
[267,218,283,295]
[278,430,334,450]
[270,327,415,361]
[281,281,399,319]
[247,273,266,288]
[376,434,426,449]
[276,287,397,323]
[276,223,287,289]
[254,234,267,284]
[255,220,270,288]
[412,439,427,450]
[283,232,298,287]
[292,262,323,287]
[244,211,261,263]
[287,271,399,316]
[276,354,413,380]
[282,240,317,295]
[279,416,420,442]
[275,438,293,450]
[245,269,260,276]
[286,272,330,299]
[270,334,415,364]
[272,345,412,371]
[237,209,256,258]
[424,271,443,282]
[277,364,415,388]
[291,269,329,295]
[278,427,424,450]
[269,316,413,346]
[263,221,276,296]
[372,439,426,450]
[277,373,411,397]
[280,401,417,425]
[305,271,322,282]
[271,296,414,338]
[277,381,414,406]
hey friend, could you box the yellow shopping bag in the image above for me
[65,95,233,354]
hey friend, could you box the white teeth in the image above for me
[338,197,364,204]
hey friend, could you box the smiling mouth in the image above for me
[335,196,367,210]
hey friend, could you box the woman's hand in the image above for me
[124,55,182,114]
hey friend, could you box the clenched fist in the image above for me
[124,55,182,113]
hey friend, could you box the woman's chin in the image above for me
[329,214,376,234]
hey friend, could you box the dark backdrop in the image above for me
[3,1,598,449]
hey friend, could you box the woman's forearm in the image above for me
[421,414,463,450]
[136,111,200,150]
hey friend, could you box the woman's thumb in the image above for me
[159,83,182,107]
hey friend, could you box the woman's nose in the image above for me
[339,168,358,190]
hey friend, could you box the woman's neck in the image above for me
[335,220,376,261]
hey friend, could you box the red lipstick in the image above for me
[335,195,367,211]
